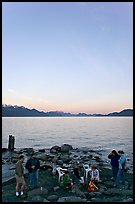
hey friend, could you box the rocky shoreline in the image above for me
[2,144,133,202]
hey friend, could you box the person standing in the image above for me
[25,152,40,190]
[15,154,26,197]
[115,150,126,186]
[108,150,120,181]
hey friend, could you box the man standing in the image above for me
[25,152,40,190]
[15,154,26,197]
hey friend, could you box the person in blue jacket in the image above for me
[108,150,120,181]
[115,150,126,186]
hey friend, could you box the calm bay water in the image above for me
[2,117,133,172]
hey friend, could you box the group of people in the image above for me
[15,148,127,197]
[59,149,127,190]
[15,152,40,197]
[62,164,101,191]
[108,149,127,186]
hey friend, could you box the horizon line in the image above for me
[2,103,133,115]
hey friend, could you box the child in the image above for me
[89,164,100,183]
[63,170,73,190]
[115,150,126,186]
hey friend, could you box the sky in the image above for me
[2,2,133,114]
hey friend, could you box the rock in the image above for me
[20,193,28,198]
[38,149,45,153]
[52,156,59,163]
[56,160,63,165]
[40,162,52,169]
[53,186,60,191]
[91,197,97,201]
[103,180,114,187]
[94,191,102,197]
[60,144,73,153]
[43,198,50,202]
[119,189,133,196]
[103,188,120,196]
[122,198,133,202]
[47,195,59,201]
[36,154,48,161]
[50,146,61,153]
[28,187,48,197]
[2,161,5,165]
[14,150,23,154]
[72,184,86,198]
[60,155,71,163]
[29,195,43,202]
[57,196,87,202]
[86,191,96,198]
[50,149,57,153]
[88,154,93,159]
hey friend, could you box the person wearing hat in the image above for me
[25,151,40,190]
[115,150,126,186]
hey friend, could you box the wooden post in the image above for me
[8,135,15,151]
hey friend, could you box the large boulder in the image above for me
[50,146,61,153]
[28,187,48,197]
[60,144,73,153]
[47,195,59,202]
[36,154,48,161]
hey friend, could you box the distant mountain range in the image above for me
[2,104,133,117]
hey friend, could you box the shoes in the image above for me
[16,192,19,197]
[21,192,23,196]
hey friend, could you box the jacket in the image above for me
[118,154,126,169]
[15,160,24,177]
[25,157,40,173]
[108,154,120,167]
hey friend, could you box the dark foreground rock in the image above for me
[2,145,133,202]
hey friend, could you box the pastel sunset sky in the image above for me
[2,2,133,114]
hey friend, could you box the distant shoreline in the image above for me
[2,105,133,117]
